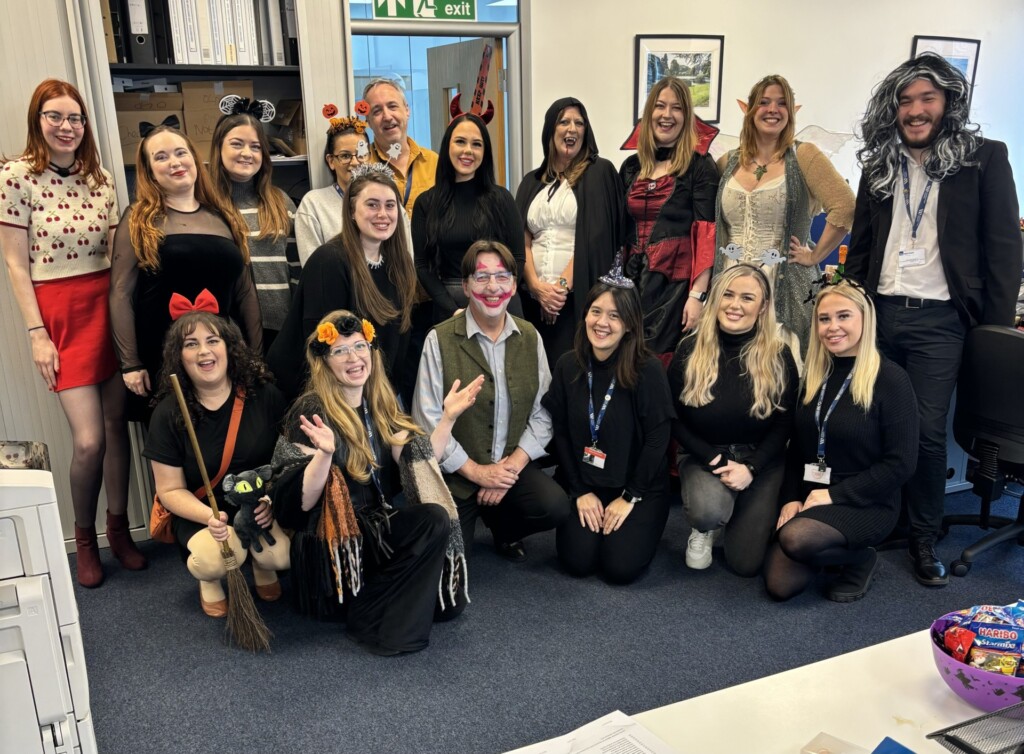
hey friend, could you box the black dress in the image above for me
[542,351,673,583]
[273,397,454,655]
[781,357,919,547]
[266,240,410,401]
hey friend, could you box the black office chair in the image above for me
[942,325,1024,576]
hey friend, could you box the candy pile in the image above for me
[935,601,1024,677]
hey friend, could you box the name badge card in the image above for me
[582,446,607,469]
[898,248,926,268]
[804,463,831,484]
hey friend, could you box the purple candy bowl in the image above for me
[930,613,1024,713]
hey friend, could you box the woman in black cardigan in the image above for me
[765,280,918,603]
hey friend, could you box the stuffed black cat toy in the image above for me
[222,465,276,552]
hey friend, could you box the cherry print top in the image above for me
[0,158,119,282]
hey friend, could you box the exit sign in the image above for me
[373,0,477,21]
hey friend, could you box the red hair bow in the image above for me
[168,289,220,321]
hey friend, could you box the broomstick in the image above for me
[169,374,272,653]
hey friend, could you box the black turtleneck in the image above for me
[543,349,674,500]
[668,325,799,470]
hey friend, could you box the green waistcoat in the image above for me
[434,312,539,499]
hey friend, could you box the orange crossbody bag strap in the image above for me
[195,390,246,497]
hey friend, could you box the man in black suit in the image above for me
[847,53,1022,587]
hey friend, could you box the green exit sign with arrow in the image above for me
[373,0,477,21]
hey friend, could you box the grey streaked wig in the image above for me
[856,53,981,199]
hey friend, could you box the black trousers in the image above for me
[346,504,454,654]
[874,299,966,543]
[453,461,570,555]
[556,486,669,584]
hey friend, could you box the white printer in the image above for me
[0,441,97,754]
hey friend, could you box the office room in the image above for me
[1,0,1023,752]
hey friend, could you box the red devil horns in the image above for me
[168,289,220,321]
[450,93,495,125]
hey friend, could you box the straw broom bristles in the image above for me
[169,375,272,653]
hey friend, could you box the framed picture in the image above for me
[911,35,980,108]
[634,34,725,124]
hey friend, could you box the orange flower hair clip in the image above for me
[317,322,339,346]
[361,319,376,344]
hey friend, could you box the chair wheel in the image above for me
[951,560,971,577]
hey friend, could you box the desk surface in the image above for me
[634,630,981,753]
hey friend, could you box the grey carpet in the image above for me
[72,490,1024,754]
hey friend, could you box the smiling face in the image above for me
[40,95,84,165]
[551,106,585,168]
[328,132,367,188]
[145,131,197,195]
[326,332,373,391]
[220,124,263,182]
[897,77,947,151]
[753,84,790,142]
[463,251,516,326]
[717,274,766,335]
[365,83,409,149]
[448,119,485,182]
[181,322,230,392]
[586,291,627,359]
[351,182,399,243]
[816,293,864,358]
[651,86,686,147]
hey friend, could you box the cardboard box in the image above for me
[114,93,185,165]
[181,81,254,159]
[271,98,306,155]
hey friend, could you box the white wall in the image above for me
[526,0,1024,208]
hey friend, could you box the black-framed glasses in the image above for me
[40,111,86,129]
[471,271,514,285]
[330,151,362,164]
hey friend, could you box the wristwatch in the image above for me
[688,289,708,302]
[623,491,642,505]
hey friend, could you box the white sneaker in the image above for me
[685,529,714,570]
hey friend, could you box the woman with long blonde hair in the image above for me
[271,310,483,654]
[713,74,855,359]
[621,77,720,356]
[765,281,918,602]
[109,125,261,422]
[668,264,798,576]
[1,78,145,586]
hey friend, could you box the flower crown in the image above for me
[350,162,396,182]
[309,315,376,357]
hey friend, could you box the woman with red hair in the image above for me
[109,125,261,423]
[0,79,146,587]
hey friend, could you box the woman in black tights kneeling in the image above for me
[764,280,917,602]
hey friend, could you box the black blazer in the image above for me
[846,139,1022,327]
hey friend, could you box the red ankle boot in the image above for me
[74,525,104,588]
[106,512,148,571]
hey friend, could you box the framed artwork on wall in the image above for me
[911,35,980,109]
[633,34,724,124]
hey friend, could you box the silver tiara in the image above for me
[350,162,396,181]
[598,250,635,289]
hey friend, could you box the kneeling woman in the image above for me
[669,264,798,576]
[543,274,674,584]
[764,281,917,602]
[272,311,482,655]
[144,300,290,617]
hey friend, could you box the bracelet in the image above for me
[28,325,45,332]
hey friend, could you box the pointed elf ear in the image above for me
[795,104,803,113]
[737,99,749,115]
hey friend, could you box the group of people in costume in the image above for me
[2,48,1020,654]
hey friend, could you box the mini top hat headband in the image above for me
[218,95,275,123]
[169,289,219,320]
[310,315,376,357]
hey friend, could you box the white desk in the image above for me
[634,630,980,753]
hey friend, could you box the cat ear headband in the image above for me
[218,95,276,123]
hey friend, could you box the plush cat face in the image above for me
[222,465,273,503]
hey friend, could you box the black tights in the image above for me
[764,517,870,601]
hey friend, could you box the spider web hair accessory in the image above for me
[218,95,276,123]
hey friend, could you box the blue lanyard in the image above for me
[900,155,933,244]
[333,183,344,200]
[587,361,616,448]
[402,170,413,206]
[814,371,853,470]
[361,401,390,509]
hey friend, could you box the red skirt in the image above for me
[34,269,118,391]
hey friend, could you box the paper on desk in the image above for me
[505,710,681,754]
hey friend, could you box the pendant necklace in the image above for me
[753,161,769,182]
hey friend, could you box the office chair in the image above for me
[942,325,1024,576]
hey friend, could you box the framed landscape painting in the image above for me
[634,34,725,123]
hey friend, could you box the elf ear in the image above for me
[794,104,803,113]
[737,99,749,115]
